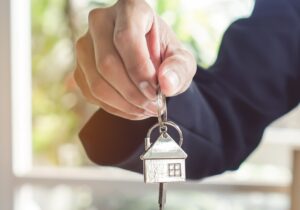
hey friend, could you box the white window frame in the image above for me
[0,0,14,209]
[1,0,299,209]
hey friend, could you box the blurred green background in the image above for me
[31,0,253,166]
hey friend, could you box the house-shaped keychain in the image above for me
[141,132,187,183]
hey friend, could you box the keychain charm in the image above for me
[140,90,187,210]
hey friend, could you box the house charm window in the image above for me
[141,131,187,183]
[168,163,181,177]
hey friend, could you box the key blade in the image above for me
[158,183,167,210]
[159,204,163,210]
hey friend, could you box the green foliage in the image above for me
[32,0,81,165]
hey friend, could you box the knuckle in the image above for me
[128,59,154,82]
[75,34,91,58]
[90,79,105,99]
[97,54,115,77]
[124,89,146,107]
[114,27,134,46]
[88,9,102,26]
[90,80,100,95]
[123,89,137,104]
[75,37,85,53]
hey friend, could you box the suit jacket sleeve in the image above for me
[79,0,300,179]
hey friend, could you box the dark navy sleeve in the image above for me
[79,0,300,179]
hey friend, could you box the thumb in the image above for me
[158,50,196,96]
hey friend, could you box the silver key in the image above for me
[140,90,187,210]
[159,183,166,210]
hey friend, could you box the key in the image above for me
[140,90,187,210]
[159,183,167,210]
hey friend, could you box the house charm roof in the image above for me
[141,132,187,160]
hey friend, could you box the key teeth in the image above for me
[159,204,163,210]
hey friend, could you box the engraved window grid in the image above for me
[168,163,181,177]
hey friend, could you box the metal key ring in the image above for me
[146,121,183,147]
[157,88,167,126]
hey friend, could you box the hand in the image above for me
[74,0,196,120]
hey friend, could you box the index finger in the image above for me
[113,3,160,99]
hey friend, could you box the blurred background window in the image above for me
[1,0,299,209]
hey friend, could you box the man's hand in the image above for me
[74,0,196,120]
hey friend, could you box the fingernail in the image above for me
[144,101,158,115]
[163,70,180,91]
[139,81,157,100]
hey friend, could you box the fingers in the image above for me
[113,1,159,99]
[73,66,98,105]
[88,9,157,113]
[75,1,197,121]
[74,67,150,120]
[76,35,154,118]
[158,49,197,96]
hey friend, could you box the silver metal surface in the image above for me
[142,133,187,160]
[144,159,186,183]
[159,183,166,210]
[145,121,184,147]
[157,88,167,127]
[142,90,188,210]
[141,126,187,183]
